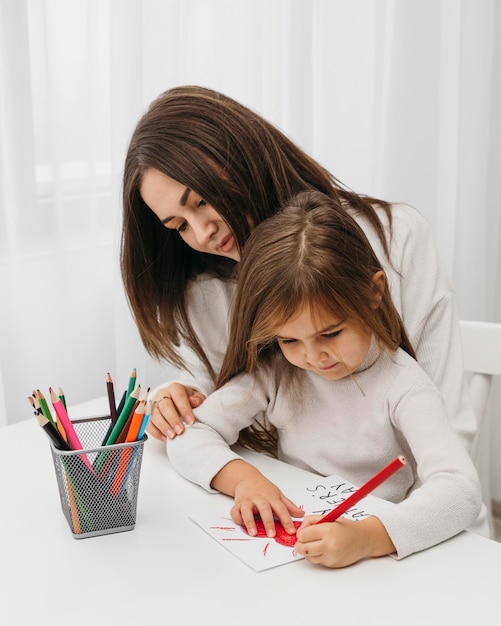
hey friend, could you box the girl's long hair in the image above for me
[121,85,394,379]
[216,191,415,455]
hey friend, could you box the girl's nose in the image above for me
[305,344,328,365]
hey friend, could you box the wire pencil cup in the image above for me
[49,415,147,538]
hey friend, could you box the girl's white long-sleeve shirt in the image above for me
[167,341,482,560]
[164,203,475,452]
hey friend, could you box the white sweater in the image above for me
[168,203,475,451]
[167,341,482,559]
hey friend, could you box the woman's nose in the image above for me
[193,219,217,245]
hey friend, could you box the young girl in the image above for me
[121,85,475,458]
[166,191,481,568]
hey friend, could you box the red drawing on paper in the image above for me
[243,519,302,547]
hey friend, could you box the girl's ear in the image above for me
[370,270,386,309]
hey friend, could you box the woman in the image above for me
[121,85,474,454]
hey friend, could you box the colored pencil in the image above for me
[116,389,127,416]
[106,372,118,425]
[316,456,407,524]
[93,385,141,474]
[34,408,84,532]
[64,472,82,534]
[58,386,67,410]
[110,401,147,497]
[28,395,38,415]
[104,385,140,446]
[35,412,71,450]
[49,388,94,473]
[115,410,136,445]
[35,389,56,428]
[136,400,153,440]
[116,385,147,443]
[125,401,146,443]
[126,368,136,399]
[111,410,143,495]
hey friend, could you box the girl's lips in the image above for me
[317,363,338,371]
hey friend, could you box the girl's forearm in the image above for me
[210,459,263,496]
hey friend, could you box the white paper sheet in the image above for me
[190,473,393,571]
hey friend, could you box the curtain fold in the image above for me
[1,0,500,499]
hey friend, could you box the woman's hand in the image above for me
[213,460,304,538]
[147,383,206,441]
[294,515,395,568]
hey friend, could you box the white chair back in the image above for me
[460,319,501,536]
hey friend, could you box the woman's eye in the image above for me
[176,221,188,233]
[279,338,296,345]
[197,198,207,208]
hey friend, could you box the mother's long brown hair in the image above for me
[121,86,394,380]
[217,191,415,454]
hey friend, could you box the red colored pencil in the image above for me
[49,387,94,473]
[316,456,406,524]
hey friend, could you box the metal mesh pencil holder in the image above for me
[49,415,147,539]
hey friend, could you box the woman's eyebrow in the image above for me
[180,186,191,205]
[160,186,192,225]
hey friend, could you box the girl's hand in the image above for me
[294,515,395,568]
[147,383,206,441]
[229,470,304,538]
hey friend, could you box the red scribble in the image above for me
[263,543,270,556]
[210,526,236,531]
[243,519,302,547]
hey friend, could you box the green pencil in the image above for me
[105,385,140,446]
[126,368,137,399]
[93,386,140,474]
[36,390,57,428]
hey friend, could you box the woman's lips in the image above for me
[218,233,235,253]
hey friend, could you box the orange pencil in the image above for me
[110,402,145,497]
[125,400,146,442]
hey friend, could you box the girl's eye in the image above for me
[176,221,188,233]
[322,330,341,339]
[197,198,207,208]
[278,338,296,345]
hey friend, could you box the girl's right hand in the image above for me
[147,383,206,441]
[227,465,304,538]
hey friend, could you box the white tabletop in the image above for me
[1,398,500,625]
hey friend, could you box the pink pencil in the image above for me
[316,456,406,524]
[49,388,94,473]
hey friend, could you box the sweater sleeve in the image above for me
[166,371,271,491]
[374,378,482,559]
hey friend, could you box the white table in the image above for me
[1,397,500,625]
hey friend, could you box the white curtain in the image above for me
[1,0,500,501]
